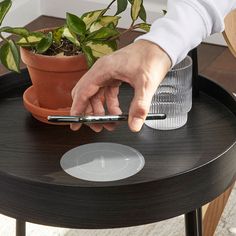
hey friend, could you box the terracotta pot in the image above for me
[20,45,88,110]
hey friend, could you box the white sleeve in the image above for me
[136,0,236,66]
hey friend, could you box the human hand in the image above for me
[70,39,171,132]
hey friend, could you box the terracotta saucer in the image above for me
[23,86,70,125]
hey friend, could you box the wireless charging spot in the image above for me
[60,142,145,182]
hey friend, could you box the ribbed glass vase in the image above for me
[145,56,193,130]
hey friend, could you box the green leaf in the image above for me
[0,26,29,37]
[0,0,11,25]
[17,32,45,46]
[36,32,53,54]
[81,9,104,30]
[62,27,80,47]
[52,26,64,44]
[137,23,150,32]
[0,39,20,73]
[116,0,128,15]
[131,0,143,22]
[107,22,116,29]
[86,27,119,41]
[100,16,121,27]
[107,40,118,51]
[85,41,116,58]
[89,22,103,33]
[81,45,96,68]
[66,12,86,36]
[89,16,120,33]
[128,0,145,22]
[139,4,146,22]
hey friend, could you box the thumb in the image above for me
[128,88,154,132]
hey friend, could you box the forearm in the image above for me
[136,0,236,66]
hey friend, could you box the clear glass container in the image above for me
[145,56,193,130]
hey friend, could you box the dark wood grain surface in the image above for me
[0,89,235,187]
[0,71,235,228]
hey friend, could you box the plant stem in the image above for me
[109,23,137,41]
[101,0,116,16]
[107,0,116,9]
[131,21,135,28]
[24,37,34,51]
[0,33,8,43]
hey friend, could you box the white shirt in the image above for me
[137,0,236,66]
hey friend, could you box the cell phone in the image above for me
[47,114,166,124]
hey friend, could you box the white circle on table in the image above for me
[60,142,145,182]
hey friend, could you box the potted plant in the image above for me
[0,0,150,119]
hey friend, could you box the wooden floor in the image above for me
[0,16,235,236]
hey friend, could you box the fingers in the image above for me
[70,72,99,116]
[70,57,114,115]
[128,76,156,132]
[103,86,122,131]
[70,55,123,132]
[70,58,111,131]
[70,102,93,131]
[70,89,105,132]
[88,88,105,132]
[128,97,152,132]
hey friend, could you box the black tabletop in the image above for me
[0,70,235,229]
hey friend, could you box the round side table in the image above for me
[0,69,235,236]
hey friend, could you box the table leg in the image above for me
[185,208,202,236]
[16,219,26,236]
